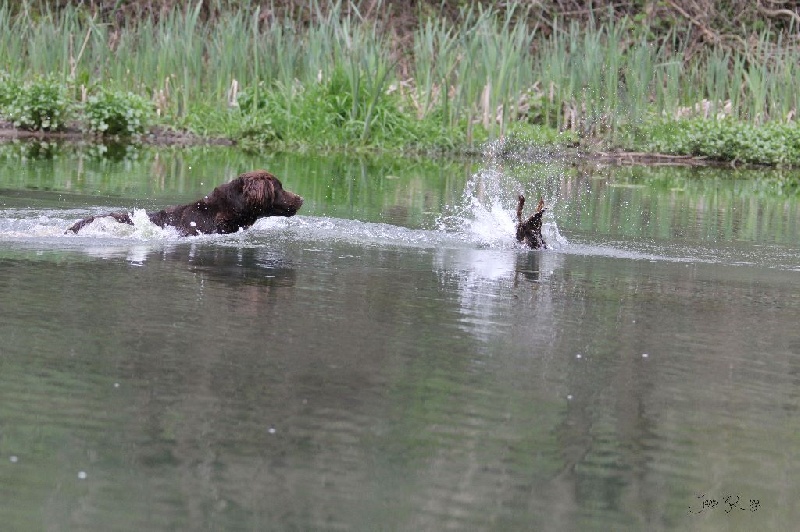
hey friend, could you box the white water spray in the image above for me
[437,164,568,249]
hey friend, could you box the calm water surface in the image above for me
[0,143,798,531]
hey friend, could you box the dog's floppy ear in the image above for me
[242,171,276,207]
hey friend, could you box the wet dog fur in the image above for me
[516,194,547,249]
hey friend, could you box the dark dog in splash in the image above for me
[515,195,547,249]
[66,170,303,236]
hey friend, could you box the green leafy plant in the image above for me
[4,77,71,131]
[625,117,800,166]
[235,111,284,146]
[83,89,153,135]
[0,73,21,109]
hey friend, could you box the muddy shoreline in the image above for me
[0,122,234,147]
[0,122,725,167]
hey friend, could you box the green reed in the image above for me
[413,4,537,141]
[1,0,799,149]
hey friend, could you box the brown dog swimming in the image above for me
[66,170,303,236]
[515,194,547,249]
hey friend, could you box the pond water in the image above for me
[0,142,798,531]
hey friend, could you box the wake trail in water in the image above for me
[2,200,797,270]
[3,151,794,270]
[0,160,566,252]
[0,209,536,251]
[0,208,181,240]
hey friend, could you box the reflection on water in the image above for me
[0,144,799,530]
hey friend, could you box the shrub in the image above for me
[0,74,22,110]
[235,111,284,145]
[3,77,71,131]
[235,71,482,153]
[84,89,153,135]
[626,117,800,166]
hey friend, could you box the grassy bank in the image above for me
[1,0,799,164]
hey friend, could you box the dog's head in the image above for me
[240,170,303,217]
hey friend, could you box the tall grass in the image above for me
[409,5,537,141]
[0,0,799,148]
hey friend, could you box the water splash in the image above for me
[62,209,182,240]
[0,207,188,242]
[0,210,70,238]
[436,164,568,249]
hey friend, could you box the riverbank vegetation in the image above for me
[1,0,799,164]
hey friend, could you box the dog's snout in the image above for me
[289,193,304,211]
[276,191,304,216]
